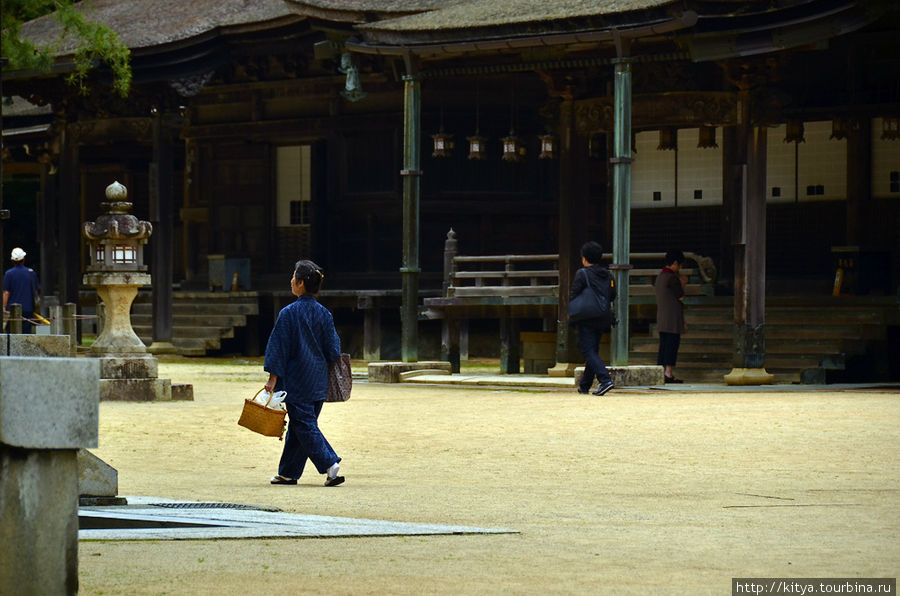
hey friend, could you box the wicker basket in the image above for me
[238,389,287,438]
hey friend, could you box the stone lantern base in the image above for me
[97,355,178,402]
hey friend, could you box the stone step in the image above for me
[628,352,827,370]
[131,302,258,316]
[130,314,248,327]
[133,325,234,340]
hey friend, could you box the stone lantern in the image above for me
[83,181,152,355]
[82,181,179,401]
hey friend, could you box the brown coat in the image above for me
[654,268,684,334]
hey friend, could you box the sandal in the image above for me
[270,475,297,485]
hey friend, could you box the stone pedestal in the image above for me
[82,276,189,401]
[575,365,665,387]
[368,361,452,383]
[0,356,100,596]
[84,272,150,355]
[547,362,579,377]
[724,367,774,385]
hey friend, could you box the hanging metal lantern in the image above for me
[432,131,454,158]
[657,127,677,151]
[785,119,805,143]
[882,117,899,141]
[501,134,525,162]
[830,117,848,140]
[467,135,487,160]
[538,134,557,160]
[698,126,718,149]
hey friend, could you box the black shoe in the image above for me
[270,475,297,485]
[325,475,345,487]
[577,387,590,394]
[592,381,614,396]
[664,376,684,384]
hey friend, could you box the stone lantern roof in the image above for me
[83,181,152,273]
[83,181,152,244]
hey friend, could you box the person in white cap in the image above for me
[3,248,40,334]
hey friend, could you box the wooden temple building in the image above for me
[2,0,898,382]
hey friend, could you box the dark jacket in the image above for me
[569,265,617,329]
[654,267,684,334]
[264,295,341,403]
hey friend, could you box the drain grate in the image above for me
[148,502,281,512]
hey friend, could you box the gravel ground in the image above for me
[77,358,899,595]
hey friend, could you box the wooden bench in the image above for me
[422,229,717,373]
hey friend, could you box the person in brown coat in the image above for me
[655,250,687,383]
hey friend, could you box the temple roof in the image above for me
[359,0,675,32]
[12,0,888,66]
[18,0,299,54]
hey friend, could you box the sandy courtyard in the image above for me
[78,358,899,595]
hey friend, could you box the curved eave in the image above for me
[2,15,313,87]
[348,11,698,57]
[285,0,440,24]
[348,0,884,63]
[684,0,885,61]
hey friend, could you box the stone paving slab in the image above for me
[400,373,575,388]
[391,372,899,393]
[79,497,516,541]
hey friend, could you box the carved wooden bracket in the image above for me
[574,91,740,136]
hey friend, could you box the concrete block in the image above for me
[172,383,194,401]
[398,369,451,381]
[575,365,665,388]
[2,334,72,357]
[0,356,99,449]
[77,448,118,497]
[547,362,579,377]
[0,447,79,594]
[368,361,452,383]
[98,355,158,379]
[100,377,172,402]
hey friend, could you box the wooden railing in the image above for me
[438,229,717,300]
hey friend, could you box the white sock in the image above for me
[327,462,340,479]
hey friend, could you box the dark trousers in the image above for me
[577,324,612,391]
[278,400,340,479]
[657,332,681,366]
[4,312,33,334]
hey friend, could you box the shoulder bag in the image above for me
[567,268,610,323]
[326,353,352,402]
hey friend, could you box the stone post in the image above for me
[0,356,100,595]
[8,304,22,334]
[63,302,77,352]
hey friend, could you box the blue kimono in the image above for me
[265,295,340,403]
[264,295,341,479]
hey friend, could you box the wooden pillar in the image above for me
[440,229,460,372]
[360,295,381,361]
[550,98,589,377]
[846,117,871,247]
[149,114,176,354]
[441,318,460,373]
[38,159,58,300]
[58,128,81,309]
[400,73,421,362]
[499,314,520,374]
[724,91,773,385]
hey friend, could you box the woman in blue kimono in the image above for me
[264,259,344,486]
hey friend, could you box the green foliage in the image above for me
[1,0,131,97]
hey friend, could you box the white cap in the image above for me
[11,247,26,261]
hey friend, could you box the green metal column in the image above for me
[400,74,421,362]
[610,57,633,365]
